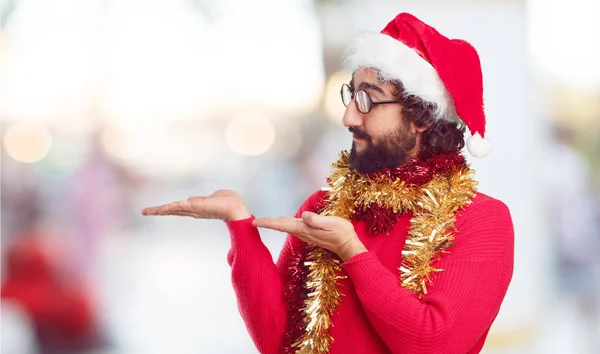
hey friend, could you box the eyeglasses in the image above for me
[340,83,401,114]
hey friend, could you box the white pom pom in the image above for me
[466,133,492,158]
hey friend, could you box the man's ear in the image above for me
[409,121,431,134]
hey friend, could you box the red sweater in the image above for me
[226,191,514,354]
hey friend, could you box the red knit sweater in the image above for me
[226,190,514,354]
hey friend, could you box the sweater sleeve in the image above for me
[225,191,324,354]
[341,198,514,354]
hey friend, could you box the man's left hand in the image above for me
[252,212,367,262]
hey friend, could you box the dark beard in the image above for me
[348,125,417,174]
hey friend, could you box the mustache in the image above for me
[349,127,370,140]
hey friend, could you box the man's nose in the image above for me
[342,102,363,128]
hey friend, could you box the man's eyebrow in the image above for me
[358,82,386,95]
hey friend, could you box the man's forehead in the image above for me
[351,68,393,96]
[351,68,381,83]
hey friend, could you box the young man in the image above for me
[143,12,514,354]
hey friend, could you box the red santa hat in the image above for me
[345,12,492,158]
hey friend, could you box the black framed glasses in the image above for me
[340,83,401,114]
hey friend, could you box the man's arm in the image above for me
[342,198,514,353]
[225,191,324,354]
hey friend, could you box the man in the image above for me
[142,12,513,354]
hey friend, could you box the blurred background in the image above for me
[1,0,599,353]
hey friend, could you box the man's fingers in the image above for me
[252,217,297,229]
[156,200,188,214]
[253,217,308,235]
[188,197,231,219]
[188,197,208,210]
[188,196,205,202]
[142,204,168,215]
[142,207,198,217]
[301,212,338,230]
[141,207,155,215]
[142,200,189,215]
[167,211,198,218]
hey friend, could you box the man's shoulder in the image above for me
[455,191,513,229]
[454,192,513,239]
[471,192,508,208]
[467,192,510,213]
[307,189,329,200]
[452,192,514,257]
[297,189,329,214]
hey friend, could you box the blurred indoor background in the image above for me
[1,0,599,353]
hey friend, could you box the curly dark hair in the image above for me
[388,79,466,159]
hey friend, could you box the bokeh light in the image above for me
[33,134,90,180]
[101,125,148,160]
[3,122,53,163]
[324,70,351,126]
[134,128,199,179]
[225,113,276,156]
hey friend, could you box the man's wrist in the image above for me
[225,208,252,222]
[338,239,368,262]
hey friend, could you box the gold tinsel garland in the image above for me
[291,245,345,353]
[293,151,477,353]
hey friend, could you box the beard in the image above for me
[348,124,417,174]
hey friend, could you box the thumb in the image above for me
[301,212,337,230]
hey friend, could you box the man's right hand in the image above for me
[142,189,251,222]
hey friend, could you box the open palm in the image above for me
[142,189,250,222]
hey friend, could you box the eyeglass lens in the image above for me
[341,84,372,113]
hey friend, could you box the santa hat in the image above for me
[344,12,492,158]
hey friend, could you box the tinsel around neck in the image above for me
[360,150,469,186]
[319,150,469,234]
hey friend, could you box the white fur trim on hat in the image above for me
[466,132,492,158]
[344,32,458,122]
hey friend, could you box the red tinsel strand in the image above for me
[367,150,466,187]
[355,206,400,235]
[313,193,328,215]
[281,242,309,353]
[281,200,326,353]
